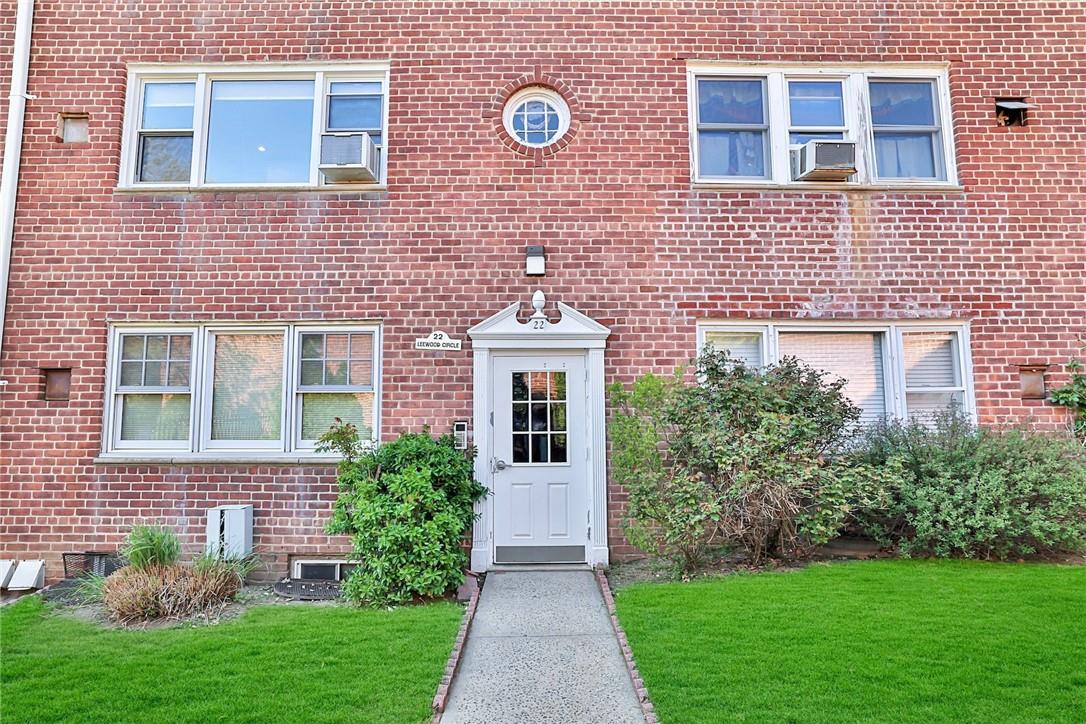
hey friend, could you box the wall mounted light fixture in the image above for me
[525,245,546,276]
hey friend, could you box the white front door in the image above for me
[491,354,587,564]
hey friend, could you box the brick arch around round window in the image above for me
[482,70,587,164]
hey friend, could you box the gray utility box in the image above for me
[206,504,254,558]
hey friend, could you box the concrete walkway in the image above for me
[441,570,644,724]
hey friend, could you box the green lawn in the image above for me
[1,597,462,723]
[615,560,1086,723]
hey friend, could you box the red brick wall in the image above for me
[2,1,1084,578]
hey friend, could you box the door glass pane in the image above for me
[300,392,374,440]
[120,393,190,441]
[550,435,568,464]
[512,434,529,463]
[529,372,549,400]
[205,80,314,184]
[788,81,844,126]
[530,434,549,464]
[512,403,529,432]
[512,370,569,464]
[512,373,528,401]
[210,333,283,441]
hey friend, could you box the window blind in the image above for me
[778,332,886,425]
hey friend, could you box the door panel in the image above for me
[492,355,587,563]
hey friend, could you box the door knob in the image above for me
[493,458,509,472]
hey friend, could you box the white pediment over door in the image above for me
[467,291,611,350]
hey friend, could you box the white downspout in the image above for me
[0,0,35,365]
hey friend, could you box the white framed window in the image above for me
[502,86,571,148]
[119,63,390,190]
[103,322,381,458]
[697,321,974,424]
[687,63,958,187]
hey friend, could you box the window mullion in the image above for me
[767,73,790,183]
[190,74,210,186]
[309,72,325,187]
[848,73,874,184]
[282,327,295,453]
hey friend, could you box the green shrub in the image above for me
[610,349,896,570]
[122,525,181,570]
[1050,342,1086,445]
[320,423,486,606]
[852,411,1086,558]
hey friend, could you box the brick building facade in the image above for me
[1,1,1083,581]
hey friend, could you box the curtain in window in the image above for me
[210,333,284,441]
[778,332,887,425]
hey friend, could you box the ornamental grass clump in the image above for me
[100,524,258,624]
[609,349,898,571]
[319,422,486,607]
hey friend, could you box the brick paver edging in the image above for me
[595,569,659,724]
[431,574,482,722]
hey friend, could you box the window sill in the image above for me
[93,454,343,466]
[691,181,965,193]
[114,184,388,195]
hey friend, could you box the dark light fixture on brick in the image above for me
[1018,364,1047,399]
[43,368,72,400]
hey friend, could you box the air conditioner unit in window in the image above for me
[792,140,857,181]
[319,132,379,183]
[206,504,254,558]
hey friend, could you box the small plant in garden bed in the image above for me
[609,349,898,572]
[319,421,487,607]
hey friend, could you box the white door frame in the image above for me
[466,291,611,571]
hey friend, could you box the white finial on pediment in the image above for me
[530,290,547,319]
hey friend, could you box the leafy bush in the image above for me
[1050,343,1086,445]
[610,349,896,570]
[320,422,486,606]
[101,564,246,624]
[122,525,181,570]
[852,411,1086,558]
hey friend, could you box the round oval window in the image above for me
[503,87,570,148]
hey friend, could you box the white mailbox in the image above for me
[206,504,254,558]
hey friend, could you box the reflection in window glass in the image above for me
[210,333,284,441]
[696,79,767,178]
[138,82,195,183]
[511,371,568,464]
[869,80,941,179]
[205,80,314,184]
[788,81,844,127]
